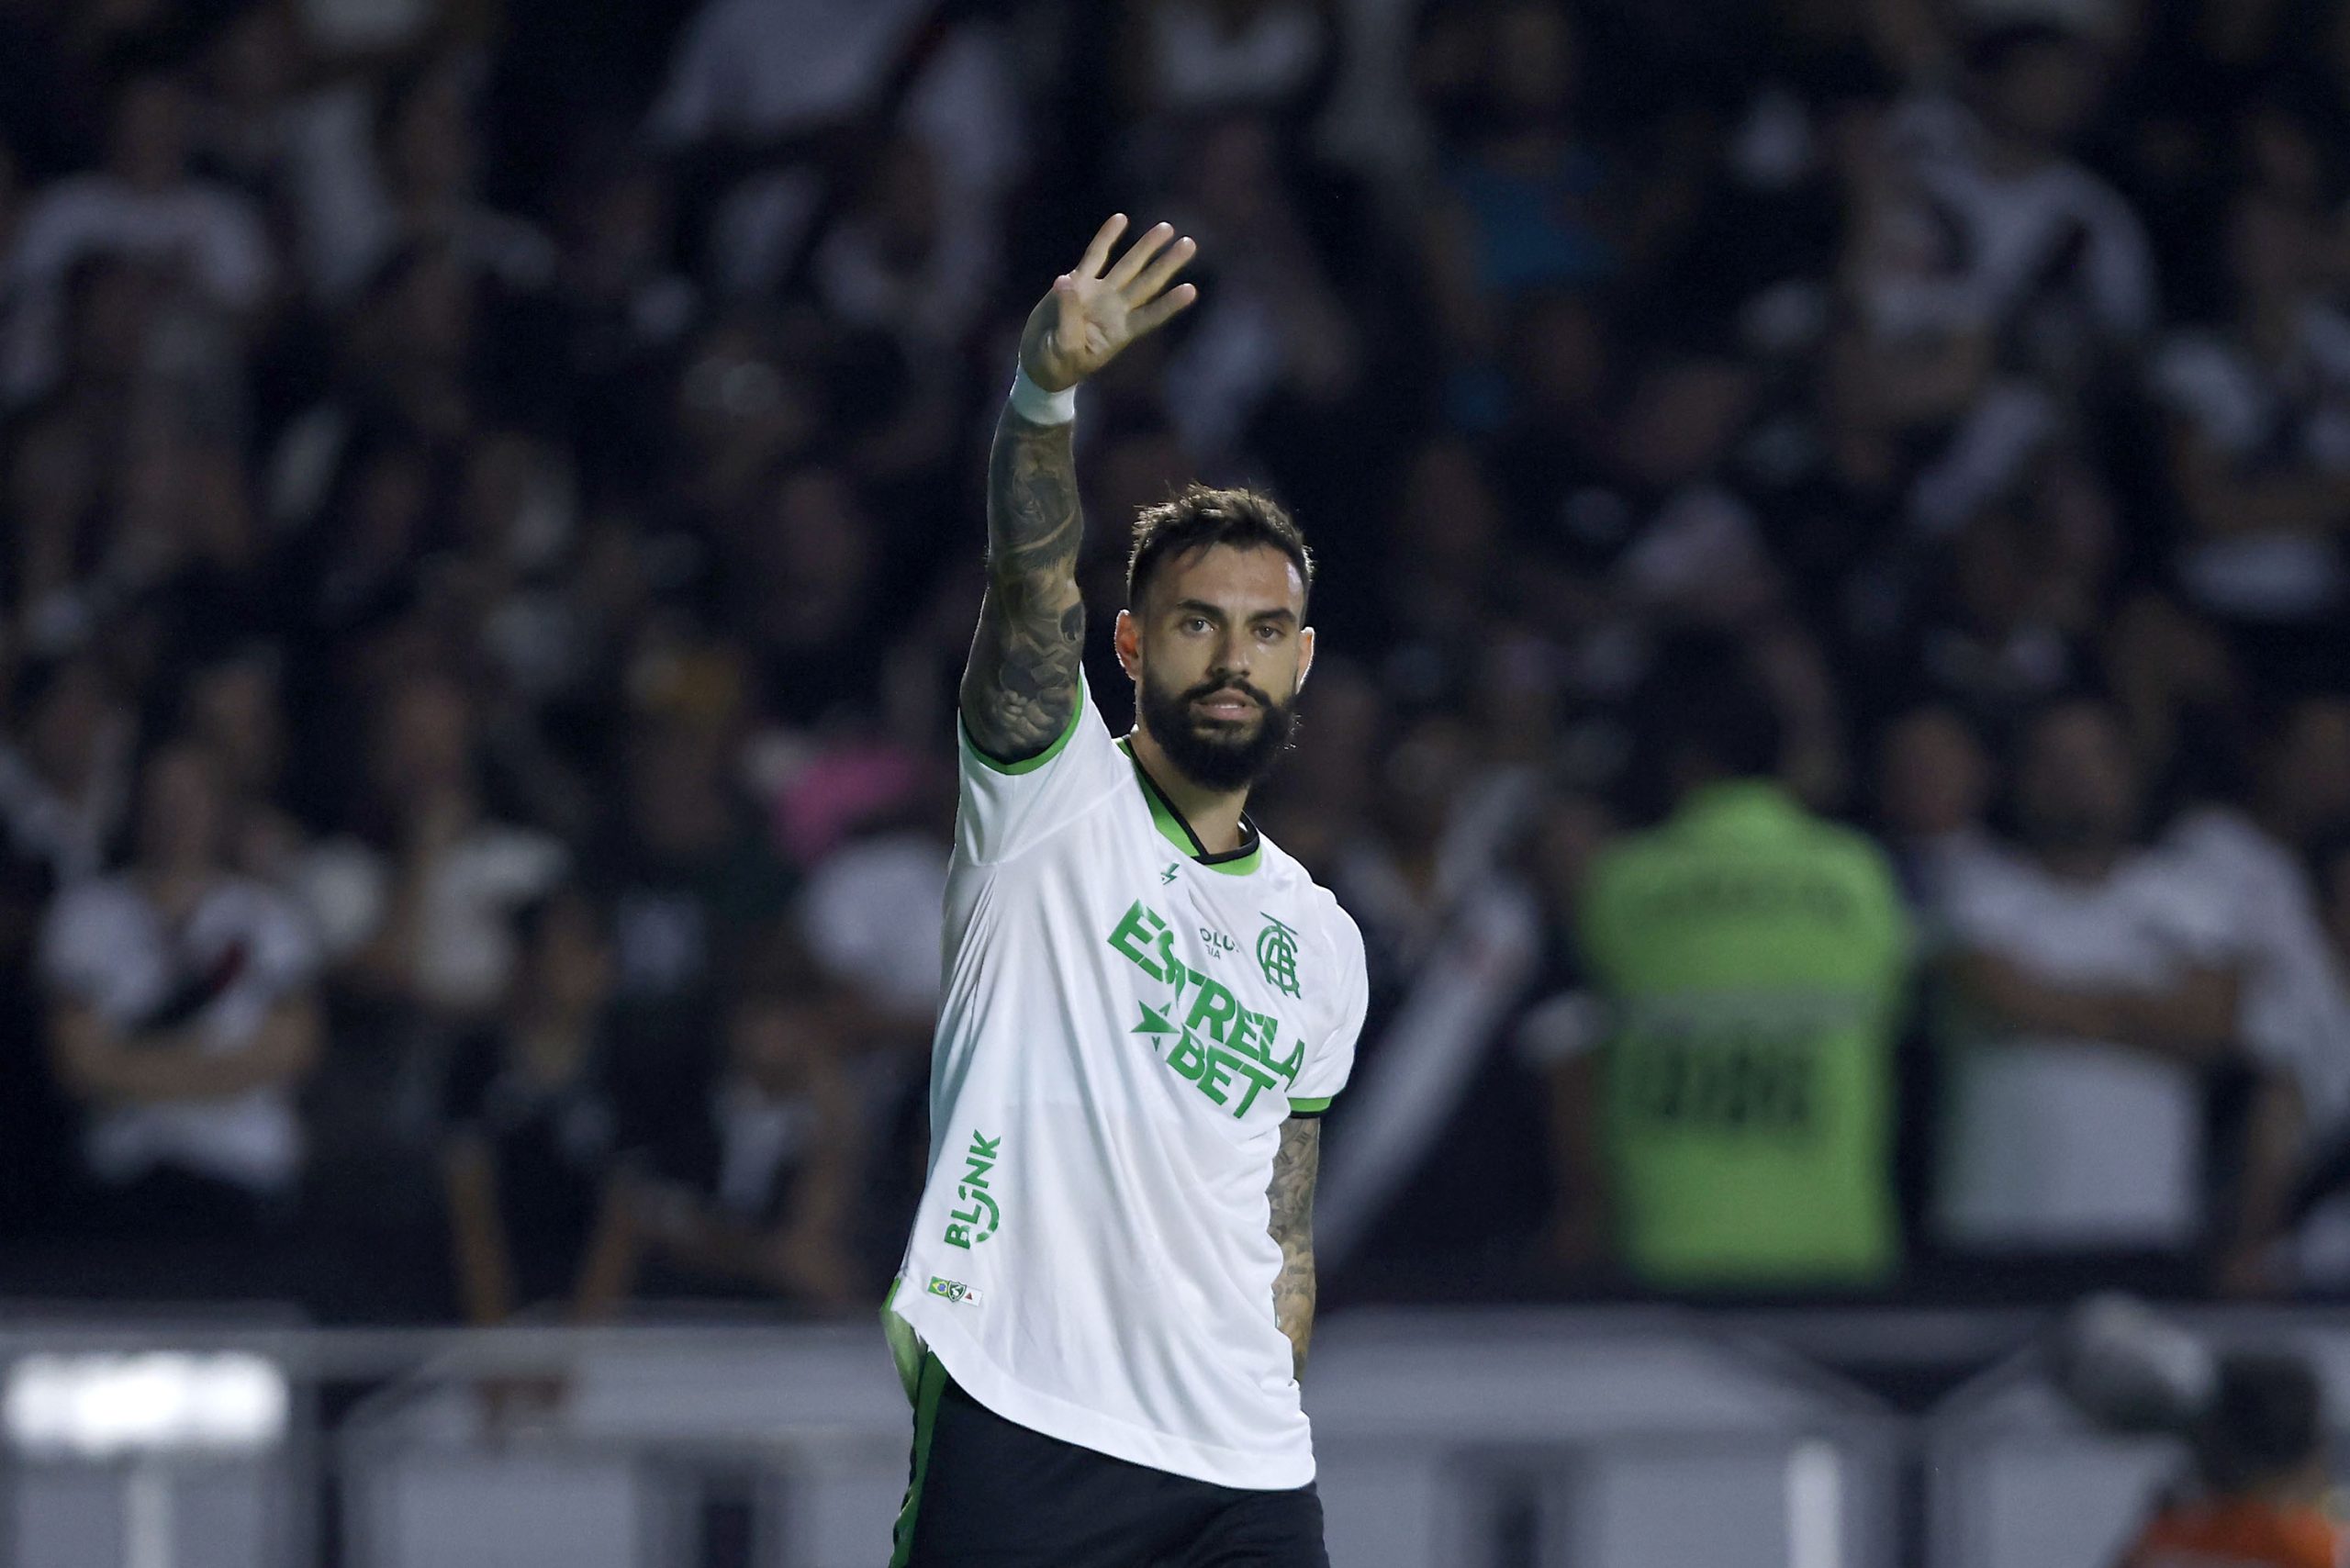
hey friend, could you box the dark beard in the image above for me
[1136,671,1299,793]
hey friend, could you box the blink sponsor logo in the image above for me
[942,1131,1002,1249]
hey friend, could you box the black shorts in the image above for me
[888,1354,1329,1568]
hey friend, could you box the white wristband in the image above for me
[1008,364,1077,426]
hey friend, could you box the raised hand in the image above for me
[1019,215,1200,393]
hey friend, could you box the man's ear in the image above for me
[1294,625,1315,694]
[1114,608,1140,680]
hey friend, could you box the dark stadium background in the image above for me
[5,0,2350,1563]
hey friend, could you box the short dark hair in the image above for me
[1125,484,1314,610]
[2194,1350,2325,1494]
[1639,632,1784,781]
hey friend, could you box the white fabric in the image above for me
[1006,365,1076,426]
[1888,96,2154,342]
[2152,309,2350,620]
[1146,1,1327,112]
[890,682,1367,1489]
[713,1079,816,1219]
[1933,837,2234,1251]
[297,828,566,1011]
[649,0,1021,194]
[2163,809,2350,1128]
[0,730,133,887]
[6,174,272,402]
[39,876,318,1193]
[798,830,948,1014]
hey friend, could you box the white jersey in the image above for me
[889,679,1366,1490]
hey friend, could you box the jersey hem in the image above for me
[888,1290,1317,1493]
[1287,1096,1334,1115]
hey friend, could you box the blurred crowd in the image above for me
[5,0,2350,1325]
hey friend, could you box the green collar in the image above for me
[1117,737,1264,876]
[1676,779,1802,828]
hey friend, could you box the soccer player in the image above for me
[881,215,1367,1568]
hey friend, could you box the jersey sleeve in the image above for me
[1289,907,1367,1115]
[955,674,1130,866]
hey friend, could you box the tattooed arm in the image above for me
[1269,1114,1321,1380]
[960,215,1197,759]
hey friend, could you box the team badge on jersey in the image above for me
[1256,914,1303,997]
[926,1275,982,1305]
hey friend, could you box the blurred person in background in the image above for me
[2154,191,2350,689]
[732,463,889,729]
[579,944,865,1316]
[646,0,1022,300]
[441,885,620,1326]
[311,667,566,1022]
[1552,634,1912,1292]
[1313,706,1542,1281]
[36,739,320,1287]
[2116,1351,2343,1568]
[2058,1297,2343,1568]
[2163,694,2350,1294]
[1933,692,2244,1292]
[1874,701,1997,909]
[0,654,135,893]
[1417,1,1621,409]
[1113,0,1338,129]
[0,655,135,1235]
[178,644,307,886]
[591,703,795,1162]
[1888,19,2154,384]
[296,666,565,1252]
[4,67,273,407]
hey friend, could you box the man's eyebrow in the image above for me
[1170,599,1298,626]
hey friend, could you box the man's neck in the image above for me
[1128,725,1252,855]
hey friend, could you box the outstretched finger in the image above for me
[1125,235,1197,305]
[1127,282,1199,337]
[1077,214,1127,280]
[1104,222,1177,290]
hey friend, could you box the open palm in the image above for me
[1020,214,1200,393]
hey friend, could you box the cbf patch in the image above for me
[926,1276,982,1306]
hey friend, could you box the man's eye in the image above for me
[1184,617,1211,633]
[1256,624,1284,642]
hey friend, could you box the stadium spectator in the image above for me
[0,655,134,891]
[5,68,272,406]
[593,709,795,1149]
[581,947,866,1316]
[2116,1350,2343,1568]
[441,885,620,1325]
[1933,693,2244,1287]
[37,741,320,1257]
[1887,20,2155,382]
[1553,637,1913,1291]
[1314,708,1542,1274]
[2153,192,2350,686]
[1874,703,1997,910]
[308,668,565,1019]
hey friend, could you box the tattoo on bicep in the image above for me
[962,410,1086,761]
[1269,1116,1320,1376]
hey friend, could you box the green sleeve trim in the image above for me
[958,676,1087,775]
[1288,1096,1334,1115]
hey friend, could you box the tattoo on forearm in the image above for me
[1269,1116,1320,1379]
[962,408,1086,762]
